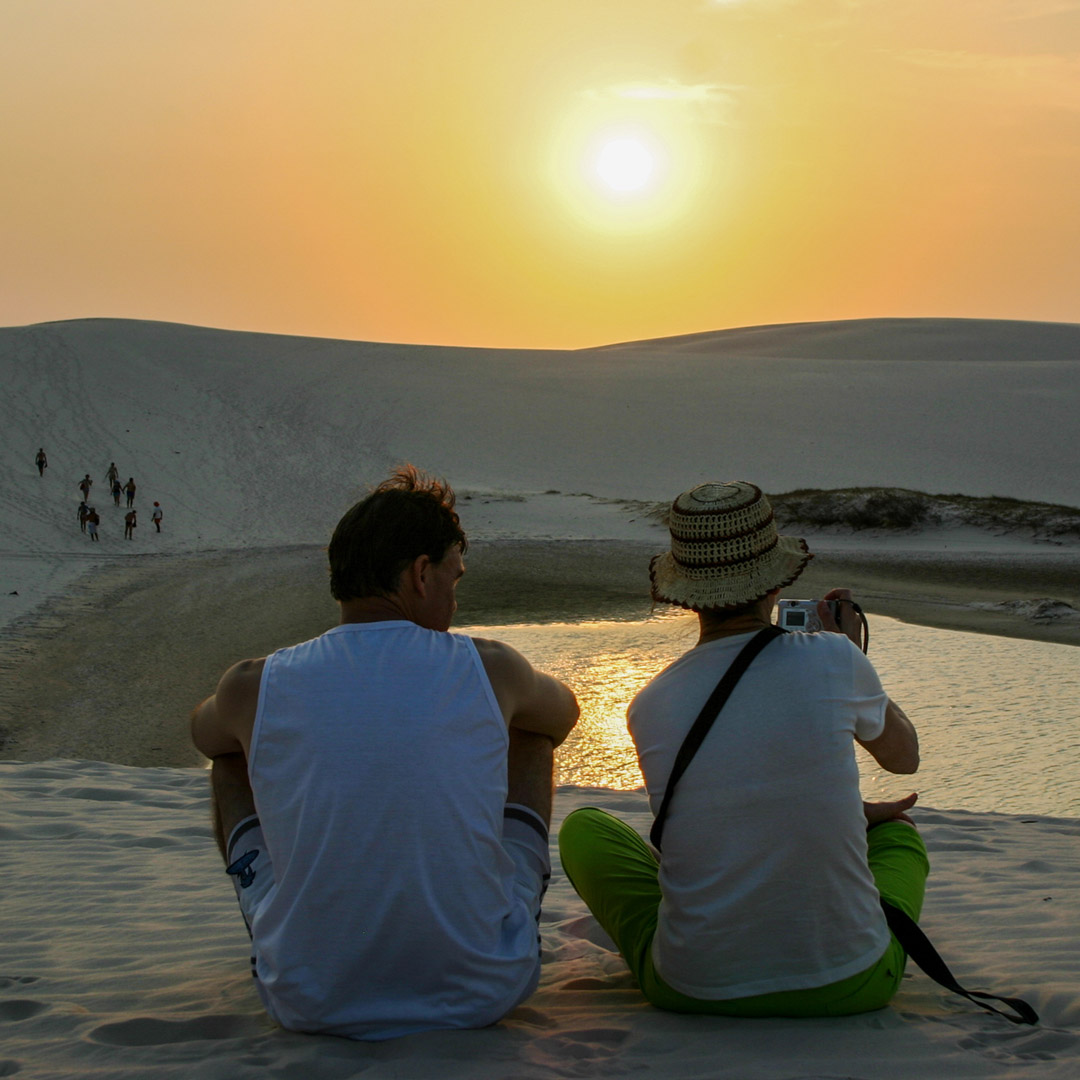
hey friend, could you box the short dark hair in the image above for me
[698,597,763,619]
[328,465,467,602]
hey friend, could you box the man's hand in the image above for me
[863,791,918,827]
[817,588,862,648]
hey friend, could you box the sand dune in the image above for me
[2,316,1079,1074]
[590,315,1080,362]
[3,315,1079,629]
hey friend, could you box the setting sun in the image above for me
[594,137,656,193]
[546,109,702,238]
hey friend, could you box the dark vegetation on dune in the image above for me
[643,488,1080,541]
[771,489,1080,540]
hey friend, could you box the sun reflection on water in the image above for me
[465,614,698,790]
[459,614,1080,818]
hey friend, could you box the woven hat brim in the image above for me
[649,534,812,612]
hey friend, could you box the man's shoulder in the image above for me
[465,635,539,699]
[773,630,878,684]
[464,634,520,665]
[777,628,854,654]
[214,656,267,720]
[222,655,267,686]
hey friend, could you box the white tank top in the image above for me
[248,621,539,1039]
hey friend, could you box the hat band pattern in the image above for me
[670,533,779,571]
[669,507,776,543]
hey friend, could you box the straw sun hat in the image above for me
[649,481,812,611]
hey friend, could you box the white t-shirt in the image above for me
[628,629,890,1000]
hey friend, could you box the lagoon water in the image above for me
[461,614,1080,818]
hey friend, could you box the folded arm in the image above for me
[472,637,579,746]
[190,657,265,761]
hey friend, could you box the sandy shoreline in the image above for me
[0,538,1077,768]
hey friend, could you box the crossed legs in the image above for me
[558,808,929,1017]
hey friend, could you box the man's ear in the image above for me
[406,554,432,597]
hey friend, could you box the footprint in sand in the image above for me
[523,1027,631,1073]
[0,1000,48,1022]
[926,839,1003,854]
[506,1005,557,1028]
[113,834,185,849]
[958,1027,1080,1063]
[88,1014,268,1045]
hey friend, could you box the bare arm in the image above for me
[818,588,920,775]
[472,637,579,746]
[858,699,920,774]
[190,657,265,761]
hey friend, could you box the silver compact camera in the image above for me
[776,599,839,633]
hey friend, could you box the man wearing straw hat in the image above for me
[560,480,927,1017]
[192,466,578,1039]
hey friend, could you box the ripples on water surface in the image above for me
[463,614,1080,818]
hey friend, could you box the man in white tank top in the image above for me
[191,466,579,1040]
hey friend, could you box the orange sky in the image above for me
[2,0,1078,348]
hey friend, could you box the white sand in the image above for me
[2,316,1079,1073]
[2,761,1077,1079]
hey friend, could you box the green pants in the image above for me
[558,808,929,1017]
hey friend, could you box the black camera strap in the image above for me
[648,623,1038,1026]
[878,897,1037,1024]
[650,625,785,852]
[835,598,870,653]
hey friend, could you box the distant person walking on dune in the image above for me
[111,479,123,506]
[151,502,163,532]
[124,478,136,508]
[78,474,92,501]
[106,462,119,487]
[78,501,89,533]
[86,508,100,541]
[36,448,48,476]
[124,509,137,540]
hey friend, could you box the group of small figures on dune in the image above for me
[34,448,163,542]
